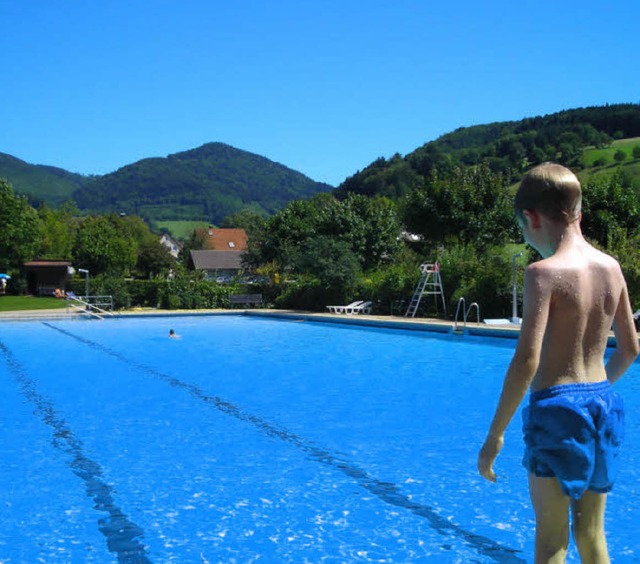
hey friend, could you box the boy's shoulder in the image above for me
[525,244,621,280]
[532,241,619,269]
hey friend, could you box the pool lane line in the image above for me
[44,322,526,563]
[0,341,152,564]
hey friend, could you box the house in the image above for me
[190,250,245,282]
[189,228,250,283]
[159,233,183,259]
[193,227,248,251]
[23,260,73,296]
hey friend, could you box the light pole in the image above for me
[78,268,89,301]
[511,253,523,324]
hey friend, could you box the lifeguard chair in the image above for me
[405,262,446,318]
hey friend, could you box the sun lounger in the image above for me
[483,318,511,325]
[345,301,372,315]
[326,300,364,314]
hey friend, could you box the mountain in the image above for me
[72,143,333,224]
[0,143,333,224]
[4,103,639,224]
[0,152,86,206]
[337,103,640,199]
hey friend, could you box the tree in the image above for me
[341,195,402,270]
[246,193,401,275]
[118,214,157,247]
[632,145,640,160]
[0,179,42,270]
[293,236,361,289]
[248,198,319,271]
[614,150,626,162]
[72,215,137,275]
[136,239,176,278]
[220,209,267,239]
[581,173,639,246]
[402,164,516,249]
[36,203,78,259]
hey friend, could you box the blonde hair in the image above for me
[514,163,582,223]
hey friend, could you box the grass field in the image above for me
[153,220,212,240]
[583,137,640,166]
[0,296,67,312]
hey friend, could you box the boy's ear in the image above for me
[522,209,540,229]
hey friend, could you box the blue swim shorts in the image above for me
[522,381,624,499]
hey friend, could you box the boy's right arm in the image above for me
[606,277,639,384]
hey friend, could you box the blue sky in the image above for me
[2,1,639,187]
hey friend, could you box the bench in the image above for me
[229,293,262,307]
[39,286,58,297]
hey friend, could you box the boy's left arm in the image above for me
[478,266,550,482]
[606,275,639,383]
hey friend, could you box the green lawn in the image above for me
[153,220,212,240]
[0,295,68,311]
[583,137,640,166]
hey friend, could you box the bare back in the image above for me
[523,240,628,390]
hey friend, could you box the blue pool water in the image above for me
[1,315,639,563]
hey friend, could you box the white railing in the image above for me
[66,294,114,319]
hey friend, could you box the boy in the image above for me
[478,163,639,562]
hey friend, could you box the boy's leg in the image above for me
[571,491,609,564]
[528,474,570,563]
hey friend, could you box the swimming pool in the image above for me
[1,315,638,563]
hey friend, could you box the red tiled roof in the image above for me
[194,228,248,251]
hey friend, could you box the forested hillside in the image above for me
[337,103,640,199]
[3,103,639,237]
[0,152,85,206]
[0,143,333,226]
[72,143,333,224]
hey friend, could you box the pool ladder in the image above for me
[453,297,480,334]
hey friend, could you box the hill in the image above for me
[337,103,640,199]
[0,152,86,206]
[0,143,333,225]
[72,143,333,225]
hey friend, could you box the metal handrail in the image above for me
[66,294,114,319]
[453,297,466,332]
[465,302,481,327]
[453,297,481,332]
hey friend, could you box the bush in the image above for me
[157,277,233,309]
[92,275,132,310]
[437,244,528,319]
[274,276,338,311]
[355,261,419,315]
[127,279,162,307]
[601,227,640,308]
